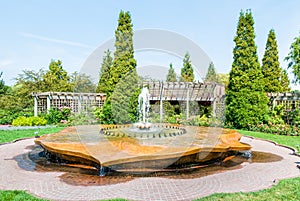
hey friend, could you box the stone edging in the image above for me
[0,137,36,146]
[244,136,300,157]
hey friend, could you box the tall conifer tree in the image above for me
[97,49,113,93]
[109,10,136,94]
[205,62,218,82]
[100,10,138,124]
[280,69,291,92]
[180,52,194,82]
[226,10,268,128]
[166,63,177,82]
[262,29,282,92]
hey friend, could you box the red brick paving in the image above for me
[0,137,299,201]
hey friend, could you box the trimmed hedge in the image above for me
[12,116,47,126]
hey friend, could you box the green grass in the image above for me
[0,190,126,201]
[238,130,300,153]
[195,177,300,201]
[0,127,64,143]
[0,190,48,201]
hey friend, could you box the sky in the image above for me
[0,0,299,89]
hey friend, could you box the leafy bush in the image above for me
[68,112,99,125]
[246,106,300,136]
[44,107,71,124]
[12,116,47,126]
[247,123,300,136]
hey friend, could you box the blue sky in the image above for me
[0,0,299,89]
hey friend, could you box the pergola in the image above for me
[32,82,225,119]
[32,92,106,116]
[268,92,300,110]
[141,81,225,119]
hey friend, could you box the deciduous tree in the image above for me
[285,33,300,84]
[42,60,72,92]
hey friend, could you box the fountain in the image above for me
[35,87,251,176]
[135,88,151,129]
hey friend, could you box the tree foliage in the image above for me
[280,69,291,92]
[111,70,140,124]
[108,10,136,95]
[97,49,113,93]
[0,72,8,95]
[262,29,286,92]
[71,72,96,93]
[99,10,138,124]
[217,73,229,91]
[205,62,218,82]
[180,52,194,82]
[166,63,177,82]
[226,10,268,128]
[42,60,72,92]
[285,33,300,84]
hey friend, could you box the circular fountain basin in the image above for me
[35,124,251,174]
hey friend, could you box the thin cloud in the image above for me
[0,59,14,67]
[19,32,93,48]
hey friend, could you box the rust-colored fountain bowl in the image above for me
[35,124,251,176]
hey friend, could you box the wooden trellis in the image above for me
[267,92,300,125]
[32,92,106,116]
[32,82,225,119]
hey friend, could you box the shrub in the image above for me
[12,116,47,126]
[44,107,71,124]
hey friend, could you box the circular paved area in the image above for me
[0,137,299,201]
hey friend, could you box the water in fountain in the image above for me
[136,87,151,129]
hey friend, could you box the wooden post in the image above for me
[47,94,51,113]
[212,84,217,117]
[34,95,38,117]
[186,86,189,120]
[159,82,164,122]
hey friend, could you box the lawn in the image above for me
[0,190,48,201]
[0,127,64,143]
[196,177,300,201]
[0,128,299,201]
[238,130,300,153]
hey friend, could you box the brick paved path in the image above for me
[0,137,299,201]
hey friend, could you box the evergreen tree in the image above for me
[166,63,177,82]
[285,33,300,84]
[42,60,72,92]
[226,10,268,128]
[108,10,136,94]
[180,52,194,82]
[97,49,113,93]
[262,29,282,92]
[205,62,218,82]
[280,69,291,92]
[100,10,138,124]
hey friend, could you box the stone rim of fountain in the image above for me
[100,123,187,139]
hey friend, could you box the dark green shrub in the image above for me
[44,107,71,124]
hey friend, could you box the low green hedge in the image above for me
[12,116,47,126]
